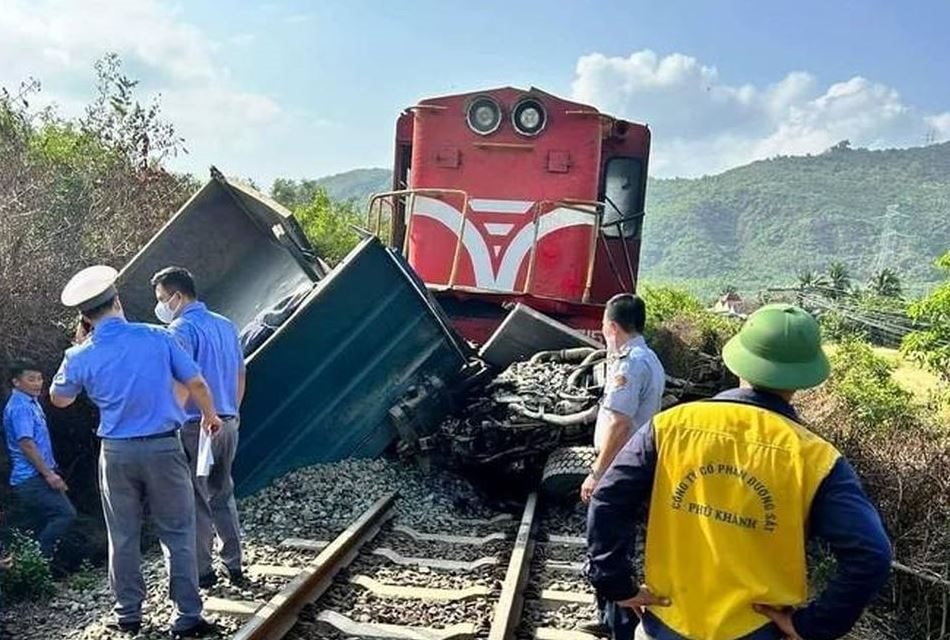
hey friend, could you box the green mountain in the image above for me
[643,142,950,294]
[312,168,392,202]
[304,143,950,293]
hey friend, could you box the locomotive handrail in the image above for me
[525,199,604,303]
[367,188,470,257]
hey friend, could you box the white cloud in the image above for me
[572,50,950,177]
[927,113,950,139]
[0,0,216,82]
[0,0,332,184]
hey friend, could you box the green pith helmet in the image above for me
[722,303,830,390]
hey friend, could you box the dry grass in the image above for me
[799,386,950,639]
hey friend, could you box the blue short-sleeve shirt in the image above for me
[594,335,666,451]
[51,317,201,439]
[167,302,245,421]
[3,390,58,485]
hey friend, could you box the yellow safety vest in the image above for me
[644,400,841,639]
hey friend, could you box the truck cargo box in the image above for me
[115,171,468,496]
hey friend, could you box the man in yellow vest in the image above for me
[586,304,892,640]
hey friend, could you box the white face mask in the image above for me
[154,294,180,324]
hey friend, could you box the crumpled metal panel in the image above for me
[116,172,323,329]
[233,237,468,496]
[478,303,601,369]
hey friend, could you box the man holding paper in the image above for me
[152,266,247,589]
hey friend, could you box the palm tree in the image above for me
[826,261,852,299]
[796,269,830,306]
[867,268,903,298]
[797,269,831,291]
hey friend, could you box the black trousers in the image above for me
[596,592,637,640]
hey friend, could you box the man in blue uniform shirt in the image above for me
[50,265,222,638]
[581,293,665,639]
[152,266,246,588]
[3,358,76,559]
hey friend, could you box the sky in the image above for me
[3,0,950,187]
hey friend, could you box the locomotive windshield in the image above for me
[602,156,645,238]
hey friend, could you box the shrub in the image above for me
[640,284,704,332]
[639,284,740,398]
[799,381,949,638]
[0,530,54,603]
[66,559,99,593]
[0,55,194,531]
[292,188,363,265]
[902,251,950,382]
[826,339,915,433]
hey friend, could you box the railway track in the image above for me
[210,491,599,640]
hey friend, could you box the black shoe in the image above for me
[172,618,219,638]
[105,620,142,635]
[226,566,247,586]
[198,572,217,589]
[577,620,611,637]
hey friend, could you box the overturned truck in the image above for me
[115,171,470,497]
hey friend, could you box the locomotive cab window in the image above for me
[602,157,644,238]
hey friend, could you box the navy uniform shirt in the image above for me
[594,335,666,451]
[51,317,201,438]
[167,301,245,421]
[3,390,58,485]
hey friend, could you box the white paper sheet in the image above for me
[197,427,215,477]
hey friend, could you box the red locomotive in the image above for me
[370,87,650,343]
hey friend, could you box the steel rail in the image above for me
[487,492,539,640]
[231,491,398,640]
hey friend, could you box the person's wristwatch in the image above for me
[590,467,603,481]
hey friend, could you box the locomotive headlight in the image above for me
[512,98,546,136]
[466,97,502,135]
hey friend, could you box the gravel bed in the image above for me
[525,600,599,630]
[1,457,501,640]
[345,554,504,590]
[375,531,512,563]
[284,619,354,640]
[541,502,588,537]
[316,580,496,630]
[535,569,591,593]
[535,541,586,564]
[241,458,497,540]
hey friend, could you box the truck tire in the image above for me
[541,446,596,500]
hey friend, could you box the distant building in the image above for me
[712,291,747,318]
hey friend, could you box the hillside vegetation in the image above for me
[273,168,391,207]
[304,142,950,294]
[644,142,950,294]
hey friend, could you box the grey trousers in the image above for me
[182,418,243,576]
[99,436,202,631]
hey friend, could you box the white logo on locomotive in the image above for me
[411,197,594,292]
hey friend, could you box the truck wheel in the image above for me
[541,446,597,500]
